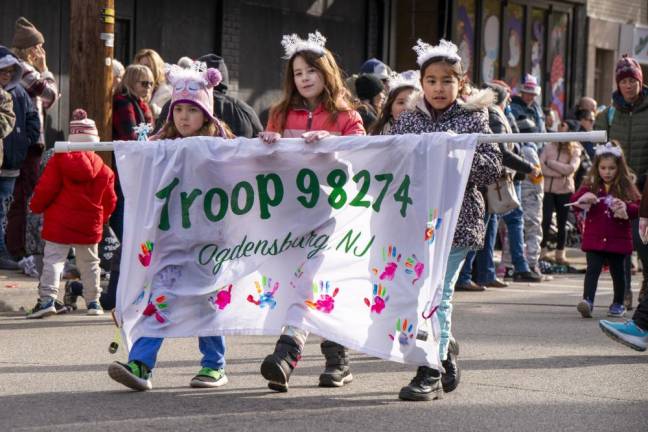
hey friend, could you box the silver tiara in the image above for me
[412,39,461,67]
[281,30,327,59]
[595,142,623,157]
[387,70,421,93]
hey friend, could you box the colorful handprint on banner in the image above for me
[138,241,154,267]
[364,283,389,314]
[372,244,401,281]
[388,318,415,346]
[209,284,233,310]
[142,294,168,324]
[247,276,279,310]
[425,208,443,244]
[404,254,425,284]
[305,280,339,313]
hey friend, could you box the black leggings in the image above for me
[584,251,626,305]
[541,192,571,250]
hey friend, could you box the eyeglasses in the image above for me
[138,81,154,88]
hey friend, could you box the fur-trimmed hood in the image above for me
[414,87,495,118]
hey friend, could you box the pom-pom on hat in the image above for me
[615,54,643,87]
[519,73,541,96]
[413,39,461,68]
[69,109,99,143]
[281,30,327,60]
[166,61,222,124]
[12,17,44,49]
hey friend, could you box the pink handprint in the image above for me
[372,245,401,281]
[404,254,425,284]
[209,284,233,310]
[305,280,339,314]
[138,241,153,267]
[364,283,389,314]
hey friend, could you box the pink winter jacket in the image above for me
[540,142,581,194]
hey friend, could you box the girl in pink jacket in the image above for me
[258,31,364,393]
[540,139,581,265]
[571,142,640,318]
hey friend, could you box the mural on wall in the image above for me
[456,0,475,79]
[530,8,546,104]
[481,0,500,83]
[548,12,568,119]
[504,3,524,92]
[634,26,648,63]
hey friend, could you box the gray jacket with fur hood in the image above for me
[391,89,502,250]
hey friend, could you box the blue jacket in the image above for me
[0,45,40,173]
[510,95,546,134]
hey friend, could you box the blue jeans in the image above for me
[0,177,17,255]
[129,336,226,370]
[501,205,531,274]
[438,246,470,361]
[458,213,497,285]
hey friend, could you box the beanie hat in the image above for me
[615,54,643,87]
[360,58,391,80]
[197,54,229,93]
[69,109,99,142]
[12,17,44,49]
[519,73,541,96]
[166,62,222,124]
[355,74,384,101]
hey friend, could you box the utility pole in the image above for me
[69,0,115,163]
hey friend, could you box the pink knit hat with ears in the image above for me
[166,62,222,124]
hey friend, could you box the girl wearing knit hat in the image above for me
[27,109,116,319]
[594,54,648,310]
[258,31,364,394]
[108,61,233,392]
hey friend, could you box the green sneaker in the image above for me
[190,367,228,388]
[108,360,152,391]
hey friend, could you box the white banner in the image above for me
[114,133,476,367]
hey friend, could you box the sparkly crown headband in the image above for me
[412,39,461,67]
[387,70,421,93]
[595,142,623,158]
[281,30,327,59]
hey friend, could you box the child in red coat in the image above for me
[571,141,641,319]
[27,109,116,318]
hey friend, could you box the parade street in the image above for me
[1,258,646,432]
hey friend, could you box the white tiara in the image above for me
[387,70,421,93]
[595,142,623,157]
[281,30,327,59]
[413,39,461,67]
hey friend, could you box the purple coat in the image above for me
[571,185,639,255]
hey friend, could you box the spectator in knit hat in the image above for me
[0,88,16,168]
[510,73,546,134]
[594,54,648,311]
[354,74,385,131]
[7,16,60,261]
[27,109,116,319]
[0,45,40,270]
[360,58,391,90]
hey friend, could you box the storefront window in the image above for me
[481,0,500,83]
[548,12,569,118]
[455,0,476,80]
[530,8,546,103]
[503,3,524,92]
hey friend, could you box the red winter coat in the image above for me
[266,102,365,137]
[30,152,117,244]
[571,185,639,255]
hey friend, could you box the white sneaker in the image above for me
[86,301,104,316]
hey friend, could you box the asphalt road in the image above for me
[1,267,647,432]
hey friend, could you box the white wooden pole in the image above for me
[54,131,608,153]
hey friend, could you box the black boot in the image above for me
[398,366,443,401]
[319,340,353,387]
[260,335,302,392]
[441,338,461,392]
